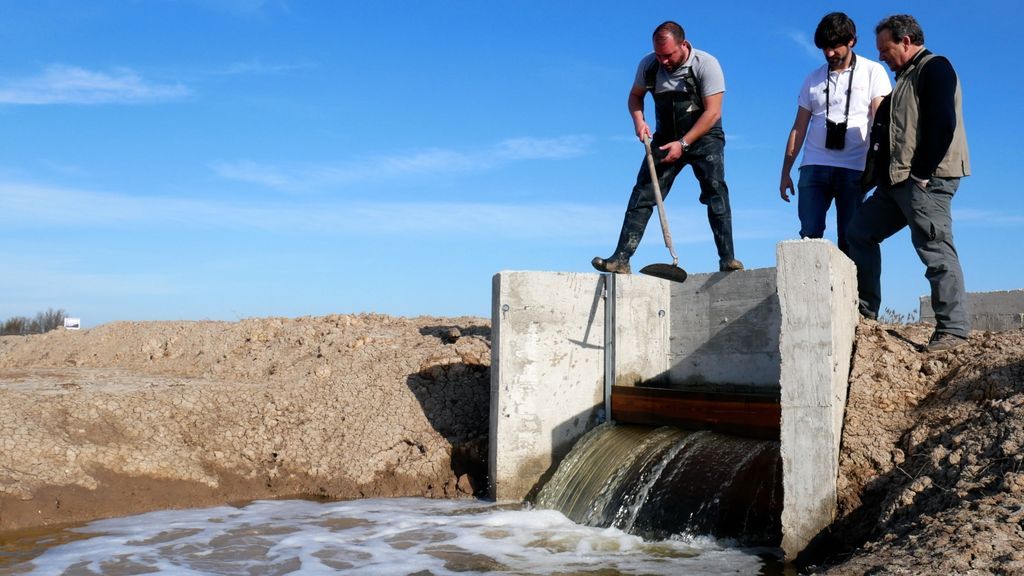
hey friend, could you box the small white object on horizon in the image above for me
[64,317,81,330]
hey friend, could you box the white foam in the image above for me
[11,498,776,575]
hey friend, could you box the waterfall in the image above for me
[535,422,782,545]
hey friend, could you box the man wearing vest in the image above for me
[779,12,891,255]
[847,14,971,352]
[593,21,743,275]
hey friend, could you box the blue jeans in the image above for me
[797,165,864,255]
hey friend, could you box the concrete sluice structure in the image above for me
[489,239,859,560]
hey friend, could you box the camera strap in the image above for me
[825,52,857,123]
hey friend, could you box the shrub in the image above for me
[0,308,66,336]
[878,307,920,325]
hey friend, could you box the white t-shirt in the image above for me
[798,54,892,171]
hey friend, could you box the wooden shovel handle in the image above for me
[643,137,679,267]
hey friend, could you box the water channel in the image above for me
[2,420,788,575]
[1,496,787,574]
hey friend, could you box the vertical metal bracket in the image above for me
[603,273,616,422]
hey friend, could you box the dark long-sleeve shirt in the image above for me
[910,51,958,181]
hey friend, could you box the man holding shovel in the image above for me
[593,20,743,275]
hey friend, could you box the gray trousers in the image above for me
[846,177,968,337]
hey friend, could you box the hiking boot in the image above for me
[859,306,878,321]
[592,255,631,274]
[927,331,967,352]
[719,259,744,272]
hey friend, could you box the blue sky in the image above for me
[2,1,1020,327]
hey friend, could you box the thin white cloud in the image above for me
[211,136,594,191]
[0,181,178,225]
[2,176,827,249]
[0,65,190,105]
[1,177,939,252]
[785,30,821,61]
[209,160,295,190]
[0,252,182,298]
[0,178,679,245]
[375,148,479,174]
[495,137,592,160]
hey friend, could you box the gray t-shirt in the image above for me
[632,47,726,97]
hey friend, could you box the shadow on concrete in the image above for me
[521,405,604,503]
[532,277,607,497]
[795,357,1024,571]
[568,275,606,350]
[536,278,610,498]
[406,324,492,497]
[633,291,781,394]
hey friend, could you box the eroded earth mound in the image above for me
[814,321,1024,574]
[0,315,490,532]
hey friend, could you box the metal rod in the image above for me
[603,273,616,422]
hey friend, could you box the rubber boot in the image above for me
[592,226,642,274]
[592,254,632,274]
[719,259,744,272]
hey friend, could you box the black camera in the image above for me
[825,119,848,150]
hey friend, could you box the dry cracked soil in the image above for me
[2,314,1024,574]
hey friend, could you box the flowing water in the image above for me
[0,497,785,575]
[535,423,783,545]
[1,423,785,574]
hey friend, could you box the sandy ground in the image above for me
[0,315,491,532]
[2,314,1024,573]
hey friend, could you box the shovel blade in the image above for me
[639,263,688,283]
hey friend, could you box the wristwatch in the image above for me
[679,138,690,153]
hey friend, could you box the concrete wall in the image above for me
[612,275,672,388]
[920,289,1024,331]
[777,239,859,559]
[668,269,781,389]
[488,271,669,501]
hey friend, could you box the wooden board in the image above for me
[611,385,780,440]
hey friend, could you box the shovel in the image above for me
[639,137,688,283]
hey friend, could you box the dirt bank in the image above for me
[808,321,1024,574]
[0,315,491,532]
[2,315,1024,573]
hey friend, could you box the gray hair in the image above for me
[876,14,925,46]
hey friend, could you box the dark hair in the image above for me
[814,12,857,49]
[653,21,685,43]
[876,14,925,46]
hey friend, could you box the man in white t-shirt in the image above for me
[779,12,891,255]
